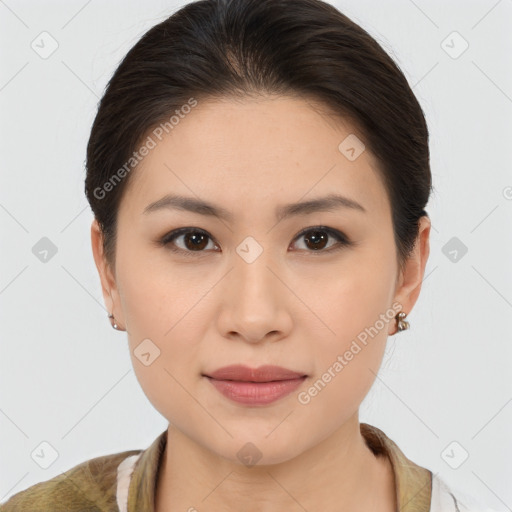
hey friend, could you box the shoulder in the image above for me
[0,448,142,512]
[431,474,500,512]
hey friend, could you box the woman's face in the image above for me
[92,95,430,464]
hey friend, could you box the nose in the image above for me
[215,254,293,344]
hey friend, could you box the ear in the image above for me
[90,219,124,329]
[389,215,431,335]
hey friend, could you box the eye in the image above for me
[290,226,352,254]
[159,227,218,256]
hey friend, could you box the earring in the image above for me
[108,312,121,331]
[394,311,409,334]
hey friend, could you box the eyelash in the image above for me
[158,226,353,257]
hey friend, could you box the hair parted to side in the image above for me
[85,0,432,276]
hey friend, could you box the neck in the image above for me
[155,414,396,512]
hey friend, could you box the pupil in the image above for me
[306,230,327,250]
[186,233,207,250]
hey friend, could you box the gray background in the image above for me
[1,0,511,508]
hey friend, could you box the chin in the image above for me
[213,429,305,467]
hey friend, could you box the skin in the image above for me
[91,95,430,512]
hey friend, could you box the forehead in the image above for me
[121,95,390,222]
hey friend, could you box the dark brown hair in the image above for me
[85,0,432,275]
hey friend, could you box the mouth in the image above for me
[202,364,308,382]
[201,365,308,406]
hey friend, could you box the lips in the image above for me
[203,364,308,405]
[203,364,307,382]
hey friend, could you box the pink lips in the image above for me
[203,364,308,406]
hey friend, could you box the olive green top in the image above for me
[0,422,433,511]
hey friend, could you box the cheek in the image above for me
[302,288,391,425]
[116,248,209,406]
[129,350,199,430]
[116,241,184,337]
[120,275,205,422]
[307,249,396,392]
[317,263,394,343]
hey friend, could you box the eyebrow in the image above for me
[143,193,366,222]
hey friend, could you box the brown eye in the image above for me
[181,231,210,251]
[304,229,329,250]
[291,226,351,253]
[161,228,217,254]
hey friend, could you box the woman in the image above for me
[0,0,495,511]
